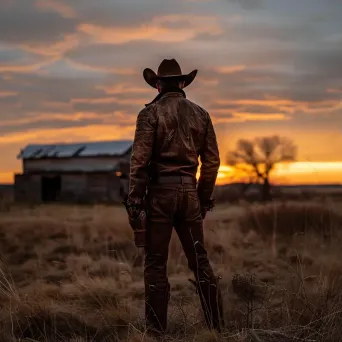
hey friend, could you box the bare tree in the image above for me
[226,136,297,201]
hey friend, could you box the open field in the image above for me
[2,183,342,207]
[0,200,342,341]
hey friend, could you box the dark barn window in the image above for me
[41,176,61,202]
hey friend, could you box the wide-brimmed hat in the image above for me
[143,58,198,89]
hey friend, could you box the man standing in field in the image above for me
[125,59,224,335]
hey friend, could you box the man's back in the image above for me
[150,92,215,178]
[129,90,220,204]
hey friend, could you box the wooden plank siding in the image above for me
[15,172,127,203]
[23,156,128,173]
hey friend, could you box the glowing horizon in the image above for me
[215,162,342,185]
[1,161,341,185]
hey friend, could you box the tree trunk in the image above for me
[261,177,272,202]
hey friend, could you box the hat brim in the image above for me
[143,68,198,89]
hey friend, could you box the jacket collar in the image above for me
[145,88,186,107]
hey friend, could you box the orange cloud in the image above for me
[71,98,118,105]
[327,88,342,94]
[233,112,288,121]
[0,91,17,98]
[66,59,136,75]
[215,65,246,73]
[78,15,221,44]
[98,83,152,95]
[20,34,79,57]
[211,110,288,122]
[35,0,76,18]
[197,78,219,86]
[0,124,135,145]
[1,112,105,129]
[212,116,287,123]
[71,97,146,106]
[42,101,72,111]
[0,58,56,73]
[1,110,138,132]
[217,99,295,106]
[215,97,340,115]
[17,111,137,126]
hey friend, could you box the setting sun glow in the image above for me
[201,162,342,186]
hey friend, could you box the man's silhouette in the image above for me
[126,58,224,335]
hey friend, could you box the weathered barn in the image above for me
[14,140,133,203]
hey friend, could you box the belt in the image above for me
[151,175,196,185]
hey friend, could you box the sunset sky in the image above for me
[0,0,341,185]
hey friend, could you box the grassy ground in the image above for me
[0,199,342,341]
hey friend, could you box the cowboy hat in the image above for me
[143,58,198,89]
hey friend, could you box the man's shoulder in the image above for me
[139,102,157,117]
[142,94,209,118]
[135,103,158,128]
[184,98,210,117]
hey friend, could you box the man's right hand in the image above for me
[128,210,147,248]
[122,197,147,248]
[200,198,215,219]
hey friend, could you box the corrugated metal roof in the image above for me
[18,140,133,159]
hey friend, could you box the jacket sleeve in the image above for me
[128,106,157,204]
[197,113,220,204]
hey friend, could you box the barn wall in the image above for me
[59,173,123,203]
[15,163,129,203]
[89,174,120,202]
[59,174,88,202]
[23,157,125,173]
[14,173,41,202]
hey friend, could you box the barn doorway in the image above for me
[41,176,61,202]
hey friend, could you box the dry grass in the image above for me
[0,200,341,341]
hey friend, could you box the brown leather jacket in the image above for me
[128,89,220,205]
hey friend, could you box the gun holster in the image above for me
[129,210,147,247]
[122,197,147,248]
